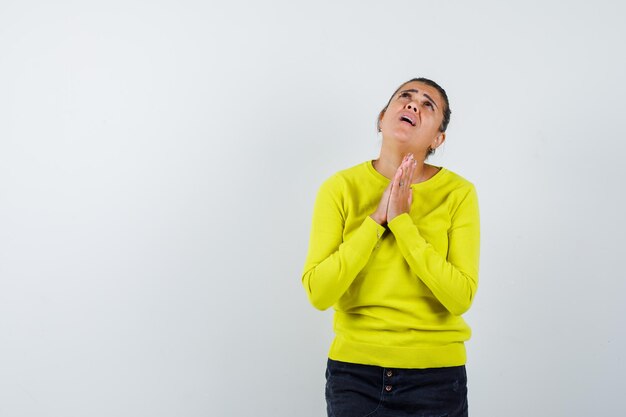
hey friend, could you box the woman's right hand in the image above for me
[370,179,393,225]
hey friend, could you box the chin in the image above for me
[386,131,414,144]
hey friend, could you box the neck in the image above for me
[373,145,429,183]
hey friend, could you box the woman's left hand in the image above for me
[387,154,416,222]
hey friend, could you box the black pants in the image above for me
[325,358,468,417]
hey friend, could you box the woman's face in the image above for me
[379,81,446,152]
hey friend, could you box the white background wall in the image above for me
[1,1,625,416]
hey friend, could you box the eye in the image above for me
[424,101,434,110]
[399,92,411,99]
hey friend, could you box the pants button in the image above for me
[385,385,392,392]
[386,370,393,377]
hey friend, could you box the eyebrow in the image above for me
[399,89,439,110]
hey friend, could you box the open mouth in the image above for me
[400,115,416,126]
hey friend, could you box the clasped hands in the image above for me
[370,154,417,226]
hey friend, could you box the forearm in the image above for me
[302,216,385,310]
[387,213,479,315]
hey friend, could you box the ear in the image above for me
[432,132,446,150]
[377,110,386,132]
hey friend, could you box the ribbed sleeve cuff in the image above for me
[325,216,387,299]
[347,216,386,257]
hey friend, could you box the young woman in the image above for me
[302,78,480,417]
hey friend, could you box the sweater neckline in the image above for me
[366,160,447,189]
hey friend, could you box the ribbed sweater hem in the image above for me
[328,335,466,369]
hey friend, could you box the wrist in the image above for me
[370,213,385,225]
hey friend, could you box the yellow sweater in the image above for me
[302,160,480,369]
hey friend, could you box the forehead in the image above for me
[396,81,444,105]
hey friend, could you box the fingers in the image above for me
[384,175,394,193]
[403,158,414,189]
[397,153,415,190]
[372,174,395,226]
[374,154,416,224]
[387,154,416,221]
[407,155,417,188]
[393,165,403,191]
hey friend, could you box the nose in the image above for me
[405,102,418,113]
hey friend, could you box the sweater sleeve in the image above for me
[387,185,480,316]
[302,176,386,311]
